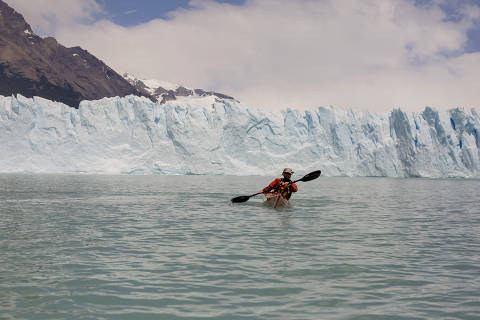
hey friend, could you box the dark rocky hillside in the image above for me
[0,0,154,108]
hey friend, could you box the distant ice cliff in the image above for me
[1,94,479,177]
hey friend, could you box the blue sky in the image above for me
[97,0,245,25]
[96,0,480,52]
[8,0,480,111]
[414,0,480,52]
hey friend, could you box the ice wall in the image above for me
[0,94,479,177]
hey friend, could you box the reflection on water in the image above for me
[1,174,479,319]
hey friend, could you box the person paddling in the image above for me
[231,170,320,203]
[262,168,298,200]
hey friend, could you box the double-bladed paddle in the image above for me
[231,170,321,203]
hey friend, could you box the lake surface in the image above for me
[1,174,479,319]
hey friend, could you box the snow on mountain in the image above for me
[123,73,180,93]
[0,94,479,177]
[123,73,236,105]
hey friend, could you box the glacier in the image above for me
[0,94,479,177]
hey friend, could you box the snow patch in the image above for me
[142,79,180,92]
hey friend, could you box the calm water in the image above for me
[1,174,479,320]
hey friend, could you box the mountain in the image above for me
[0,94,479,177]
[123,73,237,104]
[0,0,154,108]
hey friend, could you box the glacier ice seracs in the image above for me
[0,94,479,177]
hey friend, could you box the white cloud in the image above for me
[7,0,102,36]
[7,0,480,111]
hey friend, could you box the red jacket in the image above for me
[263,178,298,199]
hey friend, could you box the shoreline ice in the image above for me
[1,94,478,178]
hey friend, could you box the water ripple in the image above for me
[1,175,479,319]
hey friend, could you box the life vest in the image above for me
[274,178,296,200]
[263,178,298,200]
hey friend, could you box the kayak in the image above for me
[264,193,289,208]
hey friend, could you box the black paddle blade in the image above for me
[296,170,321,183]
[231,195,252,203]
[231,192,262,203]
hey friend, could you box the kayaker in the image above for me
[262,168,298,200]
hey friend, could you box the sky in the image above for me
[6,0,480,112]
